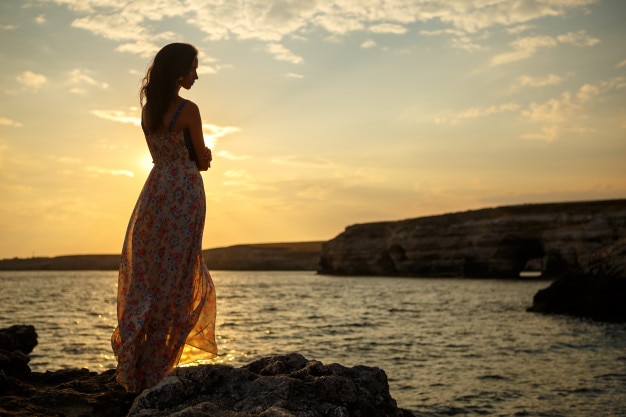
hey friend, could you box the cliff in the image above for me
[318,199,626,278]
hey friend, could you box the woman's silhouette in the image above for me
[111,42,217,392]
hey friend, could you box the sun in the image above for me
[140,154,154,173]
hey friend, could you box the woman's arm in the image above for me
[183,102,211,171]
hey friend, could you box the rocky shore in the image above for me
[0,325,415,417]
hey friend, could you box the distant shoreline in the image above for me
[0,241,324,271]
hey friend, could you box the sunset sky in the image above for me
[1,0,625,259]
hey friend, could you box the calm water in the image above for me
[1,270,625,416]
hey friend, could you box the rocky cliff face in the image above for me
[318,200,626,278]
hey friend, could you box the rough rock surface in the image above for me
[0,326,414,417]
[527,238,626,322]
[318,199,626,278]
[128,353,415,417]
[0,325,38,380]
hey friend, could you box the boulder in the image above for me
[527,238,626,322]
[128,353,415,417]
[0,325,38,379]
[0,325,38,355]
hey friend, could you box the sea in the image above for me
[1,270,625,416]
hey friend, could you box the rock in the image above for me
[527,238,626,322]
[0,325,38,355]
[0,368,136,417]
[0,348,415,417]
[318,199,626,278]
[128,353,415,417]
[0,325,38,379]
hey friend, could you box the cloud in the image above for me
[436,102,520,124]
[16,71,47,89]
[202,124,240,149]
[491,31,600,66]
[0,117,22,128]
[90,109,141,126]
[450,35,487,51]
[514,73,572,88]
[0,24,18,30]
[616,59,626,68]
[419,28,465,37]
[51,0,599,65]
[86,166,134,177]
[270,155,334,167]
[368,23,407,34]
[217,150,251,161]
[557,31,600,47]
[286,72,305,79]
[66,69,109,94]
[457,103,520,119]
[35,14,46,24]
[265,43,303,64]
[521,77,624,141]
[520,125,594,142]
[361,39,377,49]
[507,24,533,35]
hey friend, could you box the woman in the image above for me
[111,43,217,393]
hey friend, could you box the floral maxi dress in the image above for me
[111,102,217,392]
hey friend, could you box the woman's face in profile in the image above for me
[180,56,199,90]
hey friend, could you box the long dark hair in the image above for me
[140,43,198,133]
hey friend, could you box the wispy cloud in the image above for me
[514,73,572,89]
[368,23,407,34]
[0,117,22,128]
[16,71,47,89]
[491,31,600,66]
[521,76,625,141]
[202,124,240,149]
[90,109,141,126]
[217,150,251,161]
[435,102,520,124]
[265,43,303,64]
[506,25,533,35]
[35,14,46,24]
[361,39,377,49]
[0,24,18,30]
[616,59,626,68]
[66,69,109,95]
[86,166,134,178]
[450,35,487,51]
[271,155,334,167]
[457,103,520,119]
[51,0,599,65]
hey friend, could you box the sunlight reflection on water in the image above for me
[1,270,625,416]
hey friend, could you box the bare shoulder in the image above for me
[183,100,200,115]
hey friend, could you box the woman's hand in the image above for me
[205,147,212,168]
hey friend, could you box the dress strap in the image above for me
[168,100,188,132]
